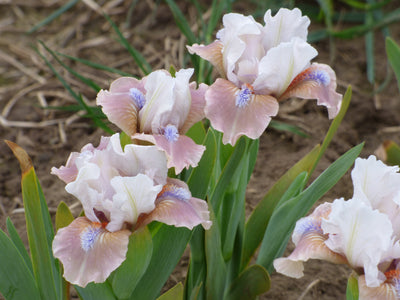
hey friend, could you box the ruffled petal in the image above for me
[205,78,278,145]
[97,90,139,136]
[279,63,342,119]
[180,82,207,134]
[253,38,318,96]
[322,198,400,287]
[105,174,162,232]
[153,133,205,174]
[52,217,130,287]
[262,8,310,50]
[358,274,399,300]
[274,202,347,278]
[187,41,225,77]
[138,178,211,230]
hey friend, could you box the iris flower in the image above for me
[188,8,342,145]
[273,156,400,299]
[51,133,211,287]
[97,68,208,174]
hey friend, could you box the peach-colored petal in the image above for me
[180,82,208,134]
[52,217,130,287]
[109,76,144,94]
[274,203,347,278]
[358,274,399,300]
[138,178,211,230]
[187,41,225,77]
[205,78,278,145]
[279,63,342,119]
[97,90,139,135]
[153,134,205,174]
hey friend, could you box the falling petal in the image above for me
[138,178,211,230]
[52,217,130,287]
[358,273,400,300]
[279,63,342,119]
[97,90,139,136]
[205,78,278,145]
[274,202,346,278]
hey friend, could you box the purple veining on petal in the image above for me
[80,224,102,252]
[163,125,179,143]
[297,218,323,235]
[159,185,191,202]
[305,70,330,86]
[235,84,253,108]
[129,88,146,109]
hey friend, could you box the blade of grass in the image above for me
[35,45,113,133]
[39,41,101,92]
[165,0,197,45]
[28,0,79,34]
[105,14,152,75]
[58,53,134,77]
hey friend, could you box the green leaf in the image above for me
[55,202,74,231]
[0,229,41,300]
[224,265,270,300]
[210,137,247,213]
[186,121,207,146]
[111,227,153,299]
[381,140,400,166]
[257,143,364,272]
[386,37,400,92]
[74,282,116,300]
[157,282,184,300]
[241,144,321,270]
[131,225,191,299]
[6,141,60,300]
[187,128,217,199]
[205,208,227,300]
[6,217,33,274]
[308,86,352,179]
[346,272,359,300]
[269,120,309,138]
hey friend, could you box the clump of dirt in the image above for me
[0,1,400,299]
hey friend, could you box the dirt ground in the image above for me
[0,1,400,299]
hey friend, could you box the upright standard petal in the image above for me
[180,82,207,134]
[262,8,310,50]
[138,178,211,230]
[205,78,278,145]
[253,38,318,96]
[52,217,130,287]
[139,70,175,132]
[105,174,163,232]
[274,203,346,278]
[279,63,342,119]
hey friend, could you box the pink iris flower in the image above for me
[188,8,342,145]
[96,68,208,174]
[274,156,400,299]
[51,133,211,287]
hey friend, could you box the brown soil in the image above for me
[1,1,400,300]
